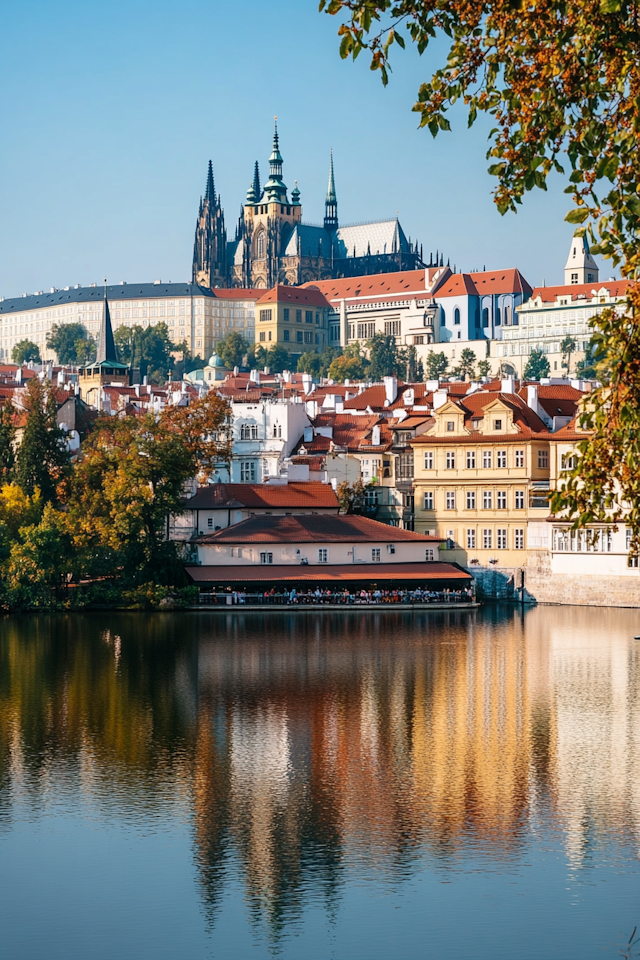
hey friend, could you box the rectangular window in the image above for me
[372,548,381,562]
[515,528,524,549]
[446,491,456,510]
[296,309,302,322]
[466,491,476,510]
[467,528,476,549]
[260,552,273,564]
[446,421,455,432]
[466,451,476,469]
[515,449,524,468]
[283,308,290,322]
[483,529,492,549]
[318,548,328,563]
[297,330,303,342]
[423,491,434,510]
[304,330,312,344]
[259,331,266,341]
[387,544,396,554]
[424,451,434,470]
[384,320,401,337]
[240,461,257,482]
[497,528,507,549]
[305,310,313,323]
[425,548,435,561]
[493,419,503,431]
[515,490,525,509]
[207,518,213,528]
[259,309,272,322]
[497,491,507,509]
[497,450,507,468]
[356,322,376,340]
[240,424,259,440]
[446,452,455,469]
[483,490,492,509]
[538,449,549,468]
[315,313,320,324]
[283,328,290,341]
[483,450,492,469]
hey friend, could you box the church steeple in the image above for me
[205,160,215,205]
[252,161,261,204]
[96,282,118,364]
[263,117,288,203]
[324,149,338,230]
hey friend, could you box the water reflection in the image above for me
[1,607,639,953]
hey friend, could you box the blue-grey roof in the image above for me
[284,218,409,259]
[0,282,217,315]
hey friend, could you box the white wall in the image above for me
[197,539,437,566]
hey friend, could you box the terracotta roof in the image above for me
[528,280,629,303]
[412,391,550,442]
[209,288,264,300]
[548,416,591,440]
[302,268,433,301]
[256,285,331,308]
[186,562,471,584]
[304,414,383,453]
[184,482,339,510]
[436,268,533,298]
[195,514,443,545]
[342,382,432,412]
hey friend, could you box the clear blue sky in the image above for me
[0,0,606,299]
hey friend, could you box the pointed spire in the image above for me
[252,161,261,203]
[96,280,118,364]
[205,160,215,205]
[324,149,338,230]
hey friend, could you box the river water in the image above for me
[0,606,639,960]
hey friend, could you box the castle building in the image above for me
[192,122,429,290]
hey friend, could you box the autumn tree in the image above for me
[12,340,41,364]
[15,378,71,503]
[328,342,370,382]
[523,350,551,381]
[322,0,640,546]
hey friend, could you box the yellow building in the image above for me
[412,386,553,565]
[254,285,330,358]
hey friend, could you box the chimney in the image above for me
[250,368,261,385]
[383,376,398,404]
[302,373,313,395]
[526,384,538,409]
[372,424,381,446]
[426,379,440,392]
[501,377,515,394]
[433,389,448,410]
[403,387,415,406]
[233,366,239,376]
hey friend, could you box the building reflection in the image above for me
[1,608,639,932]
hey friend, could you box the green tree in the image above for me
[336,478,373,515]
[15,378,71,503]
[457,348,477,380]
[328,346,369,383]
[265,344,291,374]
[3,504,73,609]
[398,345,424,382]
[12,341,41,364]
[114,323,174,383]
[424,351,448,380]
[322,0,640,544]
[46,323,92,364]
[560,336,577,375]
[216,331,249,370]
[523,350,551,381]
[318,345,342,377]
[0,401,16,480]
[74,337,96,365]
[297,351,321,376]
[477,359,491,379]
[368,333,400,380]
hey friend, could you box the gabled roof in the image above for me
[412,390,550,442]
[184,481,339,510]
[302,414,383,453]
[342,382,432,412]
[435,268,533,298]
[196,514,443,544]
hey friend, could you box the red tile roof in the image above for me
[303,414,384,453]
[184,482,339,510]
[342,382,432,412]
[412,390,550,442]
[302,268,436,301]
[436,268,533,298]
[186,562,471,584]
[529,280,629,302]
[210,288,264,300]
[256,285,331,308]
[196,514,443,545]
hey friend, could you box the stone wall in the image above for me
[468,551,640,607]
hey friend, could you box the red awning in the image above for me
[185,562,471,584]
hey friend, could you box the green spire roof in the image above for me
[263,117,288,203]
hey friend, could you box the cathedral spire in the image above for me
[252,161,261,203]
[324,149,338,230]
[204,160,215,205]
[263,116,288,202]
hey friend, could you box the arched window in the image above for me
[454,308,461,325]
[482,308,489,327]
[440,310,446,327]
[255,231,265,259]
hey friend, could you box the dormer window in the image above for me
[472,419,481,430]
[446,421,454,432]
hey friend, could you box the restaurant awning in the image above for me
[185,562,471,586]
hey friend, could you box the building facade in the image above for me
[254,285,331,357]
[0,282,262,363]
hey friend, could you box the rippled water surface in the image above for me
[1,606,639,959]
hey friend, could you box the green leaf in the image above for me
[599,0,622,11]
[565,208,590,224]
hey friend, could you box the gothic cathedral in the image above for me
[192,121,428,290]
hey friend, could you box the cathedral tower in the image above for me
[192,161,228,288]
[324,150,338,231]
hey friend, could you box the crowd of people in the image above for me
[199,586,475,606]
